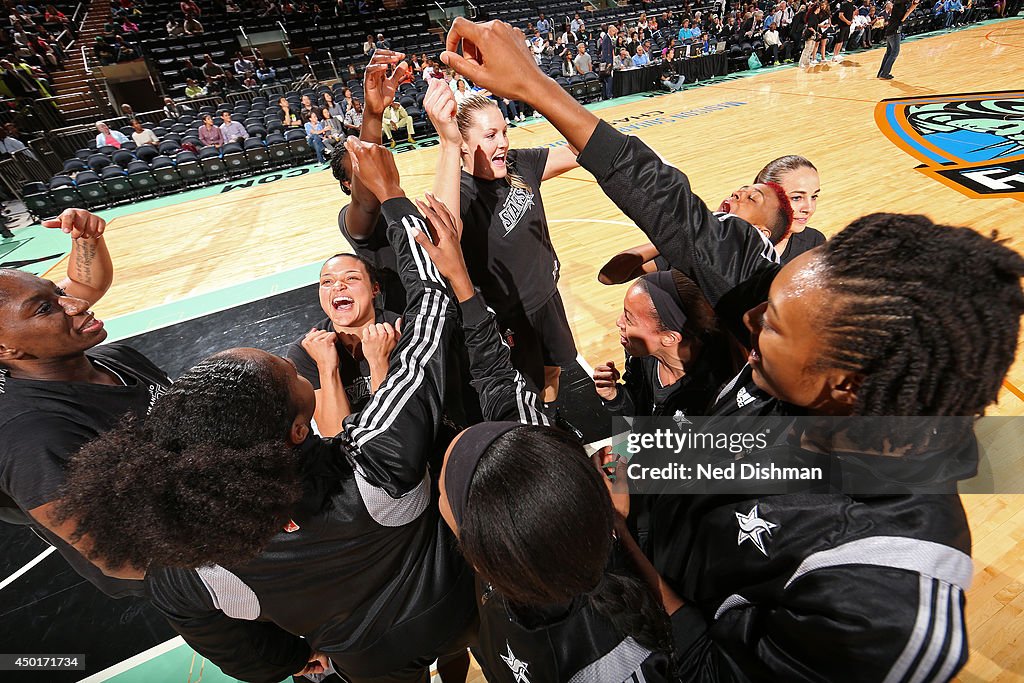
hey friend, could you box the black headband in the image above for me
[445,421,522,529]
[641,271,688,333]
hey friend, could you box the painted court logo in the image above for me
[875,90,1024,202]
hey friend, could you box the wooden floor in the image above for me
[46,20,1024,682]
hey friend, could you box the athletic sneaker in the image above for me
[517,113,526,121]
[877,74,894,80]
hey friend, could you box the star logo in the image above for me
[672,410,691,428]
[735,505,777,556]
[499,642,531,683]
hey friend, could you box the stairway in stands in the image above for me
[48,0,114,125]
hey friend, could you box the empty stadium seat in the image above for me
[101,166,133,202]
[74,171,108,206]
[150,156,183,189]
[136,145,159,164]
[63,158,88,173]
[128,168,158,194]
[21,182,54,220]
[174,151,203,182]
[112,149,136,168]
[284,128,312,160]
[265,133,289,164]
[200,153,227,180]
[222,142,249,174]
[87,154,111,173]
[244,137,270,166]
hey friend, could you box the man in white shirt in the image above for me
[130,119,159,146]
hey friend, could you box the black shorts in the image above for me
[838,25,851,41]
[500,291,578,390]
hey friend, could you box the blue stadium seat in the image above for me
[136,145,159,164]
[200,153,227,180]
[63,158,88,173]
[150,156,183,189]
[21,182,54,220]
[265,133,289,164]
[101,165,133,202]
[112,149,135,168]
[284,127,311,160]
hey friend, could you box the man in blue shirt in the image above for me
[537,12,551,39]
[632,45,650,66]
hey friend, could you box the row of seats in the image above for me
[24,130,315,218]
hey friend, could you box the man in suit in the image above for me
[599,23,617,99]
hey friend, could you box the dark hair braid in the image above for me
[818,213,1024,416]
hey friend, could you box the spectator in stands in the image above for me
[198,114,224,150]
[219,111,248,144]
[850,9,870,47]
[300,93,316,119]
[255,58,276,83]
[92,36,117,66]
[0,57,37,99]
[537,12,551,39]
[166,14,183,36]
[180,0,200,16]
[43,4,69,28]
[183,14,203,35]
[163,96,191,118]
[233,51,254,75]
[945,0,964,26]
[453,77,472,106]
[202,53,224,82]
[184,77,206,98]
[94,121,127,148]
[362,33,374,54]
[572,42,593,74]
[321,106,344,144]
[660,48,685,90]
[381,100,414,147]
[632,44,650,66]
[613,47,631,70]
[342,97,363,134]
[120,16,139,32]
[226,0,240,11]
[763,20,789,62]
[339,87,354,114]
[571,12,583,32]
[375,33,389,50]
[323,91,344,119]
[0,126,36,161]
[130,119,158,146]
[242,71,258,88]
[180,57,203,83]
[303,110,329,164]
[112,35,139,62]
[279,96,301,127]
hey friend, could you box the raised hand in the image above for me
[42,208,106,240]
[441,18,544,102]
[413,193,474,301]
[422,77,460,146]
[363,49,411,115]
[592,361,620,401]
[344,136,404,203]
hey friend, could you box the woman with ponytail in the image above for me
[592,269,742,417]
[423,77,581,415]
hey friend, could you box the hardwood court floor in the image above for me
[45,19,1024,682]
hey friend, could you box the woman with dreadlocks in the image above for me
[439,18,1024,682]
[423,77,580,416]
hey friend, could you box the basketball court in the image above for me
[2,17,1024,682]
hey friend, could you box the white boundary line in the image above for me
[78,636,185,683]
[0,546,56,591]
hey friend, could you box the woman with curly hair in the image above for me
[53,144,536,683]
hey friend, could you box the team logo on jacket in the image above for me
[875,91,1024,202]
[736,386,757,408]
[500,642,531,683]
[498,187,535,235]
[736,505,777,556]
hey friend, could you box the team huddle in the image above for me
[1,18,1022,683]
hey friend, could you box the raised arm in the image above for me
[413,193,547,425]
[42,209,113,306]
[345,50,410,241]
[441,19,780,307]
[423,78,464,235]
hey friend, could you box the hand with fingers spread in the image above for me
[363,49,411,115]
[441,18,544,102]
[412,193,474,301]
[592,361,621,401]
[42,208,107,240]
[423,77,460,146]
[344,136,404,203]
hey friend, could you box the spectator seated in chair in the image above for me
[184,77,206,99]
[198,114,224,151]
[382,100,415,147]
[130,119,159,147]
[94,121,128,149]
[342,98,363,135]
[219,112,249,144]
